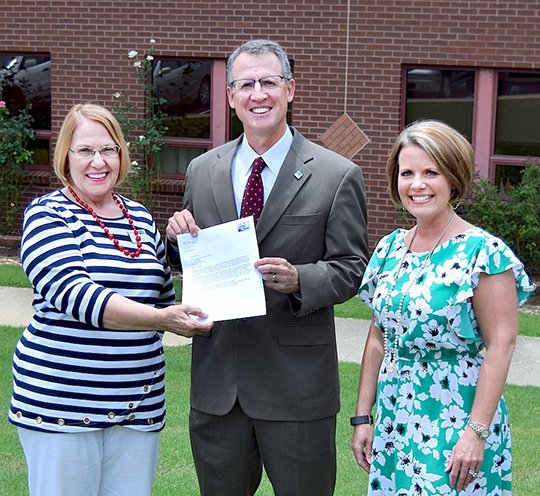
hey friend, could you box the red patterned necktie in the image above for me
[240,157,266,224]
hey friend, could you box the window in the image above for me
[495,71,540,157]
[405,67,475,141]
[404,66,540,188]
[153,58,214,176]
[0,53,51,166]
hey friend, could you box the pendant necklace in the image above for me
[68,186,143,258]
[382,211,456,372]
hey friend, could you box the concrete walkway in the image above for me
[2,286,539,387]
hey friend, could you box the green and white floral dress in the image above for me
[358,227,535,496]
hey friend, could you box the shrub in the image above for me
[0,101,34,234]
[458,165,540,276]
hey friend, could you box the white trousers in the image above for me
[18,426,160,496]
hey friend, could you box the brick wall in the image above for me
[2,0,540,248]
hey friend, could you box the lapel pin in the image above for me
[294,170,304,180]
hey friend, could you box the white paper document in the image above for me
[177,217,266,322]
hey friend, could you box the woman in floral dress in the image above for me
[351,120,535,495]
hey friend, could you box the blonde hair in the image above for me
[53,103,130,187]
[386,120,474,206]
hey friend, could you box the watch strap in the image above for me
[350,415,373,426]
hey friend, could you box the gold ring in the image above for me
[272,274,277,282]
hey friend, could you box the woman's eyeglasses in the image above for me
[69,144,120,160]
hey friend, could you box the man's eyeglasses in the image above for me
[69,144,120,160]
[229,75,289,94]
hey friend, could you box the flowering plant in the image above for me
[112,39,167,211]
[0,101,34,234]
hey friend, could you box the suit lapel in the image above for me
[257,131,313,244]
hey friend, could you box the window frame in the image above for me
[402,65,540,183]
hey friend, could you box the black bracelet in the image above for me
[350,415,373,426]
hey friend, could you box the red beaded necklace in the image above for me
[68,186,143,258]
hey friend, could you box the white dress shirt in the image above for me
[231,127,294,216]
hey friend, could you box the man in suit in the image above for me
[166,39,369,495]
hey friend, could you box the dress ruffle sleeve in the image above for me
[452,229,536,308]
[358,229,402,309]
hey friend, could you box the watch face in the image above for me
[481,429,490,440]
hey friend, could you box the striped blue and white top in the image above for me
[9,189,176,433]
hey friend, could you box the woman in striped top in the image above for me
[9,103,213,496]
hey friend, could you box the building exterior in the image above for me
[1,0,539,248]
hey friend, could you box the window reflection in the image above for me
[153,59,211,139]
[495,165,526,194]
[405,68,475,141]
[0,54,51,130]
[157,145,208,175]
[495,72,540,157]
[407,69,474,99]
[28,137,50,166]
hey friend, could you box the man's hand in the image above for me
[255,257,300,294]
[166,209,200,242]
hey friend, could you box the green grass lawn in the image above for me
[1,262,539,493]
[0,263,31,288]
[1,326,539,495]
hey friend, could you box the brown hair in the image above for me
[386,120,474,206]
[53,103,130,187]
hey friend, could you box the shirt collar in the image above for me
[238,126,294,177]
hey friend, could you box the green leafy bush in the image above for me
[0,101,34,234]
[458,165,540,276]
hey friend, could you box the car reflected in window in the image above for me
[152,59,211,140]
[153,59,211,113]
[0,54,51,129]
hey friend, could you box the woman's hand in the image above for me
[351,424,374,473]
[445,428,485,491]
[159,304,213,337]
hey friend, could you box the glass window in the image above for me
[405,68,475,141]
[153,59,211,139]
[151,58,212,176]
[0,54,51,131]
[495,71,540,157]
[157,145,208,176]
[495,164,526,192]
[1,53,51,166]
[28,137,50,166]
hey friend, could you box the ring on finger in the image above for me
[271,274,277,283]
[468,469,478,478]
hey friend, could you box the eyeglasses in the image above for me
[69,144,120,160]
[229,75,289,94]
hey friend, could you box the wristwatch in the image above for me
[467,419,491,440]
[350,415,373,426]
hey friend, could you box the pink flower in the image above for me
[0,101,6,108]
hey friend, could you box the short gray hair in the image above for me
[227,39,293,85]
